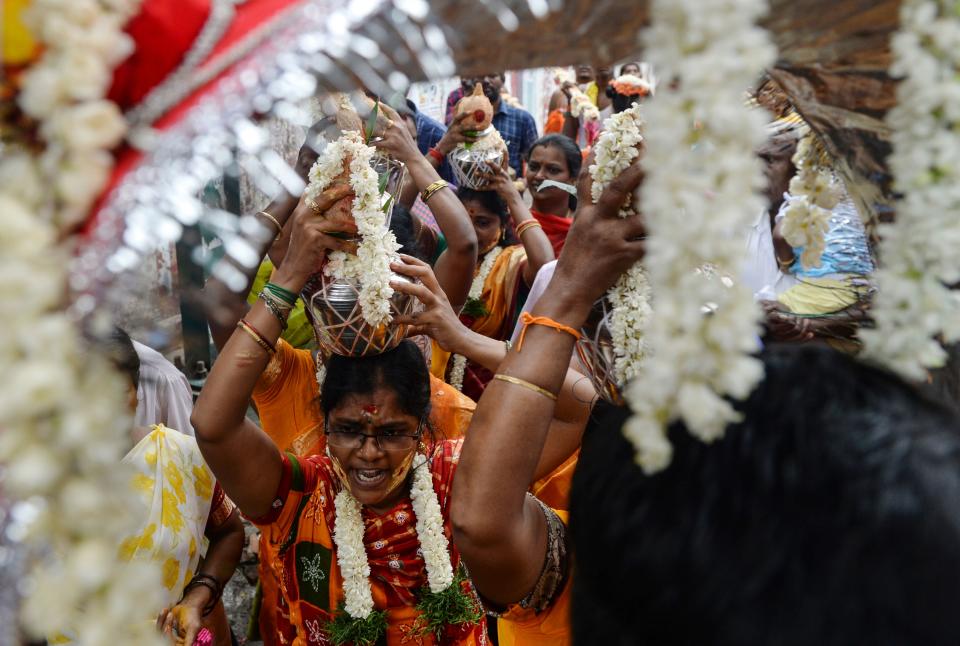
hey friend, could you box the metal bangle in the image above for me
[258,291,290,330]
[492,373,558,401]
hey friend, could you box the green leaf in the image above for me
[378,171,390,195]
[365,100,380,143]
[413,570,483,640]
[461,297,489,318]
[326,605,388,646]
[381,194,394,215]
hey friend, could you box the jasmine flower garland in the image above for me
[622,0,775,473]
[861,0,960,380]
[588,105,652,384]
[450,245,504,391]
[305,130,401,326]
[329,454,477,644]
[779,135,843,269]
[0,1,168,643]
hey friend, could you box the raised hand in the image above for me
[435,111,480,155]
[389,254,469,354]
[370,102,422,165]
[272,190,358,293]
[550,156,646,309]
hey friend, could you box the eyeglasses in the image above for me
[325,422,422,452]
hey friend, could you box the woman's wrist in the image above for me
[407,156,440,187]
[534,278,595,329]
[180,582,214,609]
[270,267,310,294]
[435,135,457,156]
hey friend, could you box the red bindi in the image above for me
[362,404,379,415]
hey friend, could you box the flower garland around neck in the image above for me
[305,130,401,326]
[622,0,775,473]
[450,245,504,391]
[778,134,843,269]
[861,0,960,380]
[588,105,652,385]
[0,1,167,643]
[328,454,481,644]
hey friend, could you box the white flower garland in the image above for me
[332,486,376,618]
[779,135,843,269]
[861,0,960,380]
[0,1,166,643]
[408,455,455,592]
[305,130,401,326]
[331,454,453,618]
[449,245,504,391]
[569,88,600,122]
[588,105,652,384]
[622,0,775,473]
[3,0,139,230]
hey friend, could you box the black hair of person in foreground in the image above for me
[571,344,960,646]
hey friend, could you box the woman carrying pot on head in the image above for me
[190,207,589,644]
[428,159,555,400]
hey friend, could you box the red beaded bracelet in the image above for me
[427,147,445,164]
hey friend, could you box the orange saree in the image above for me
[431,244,528,401]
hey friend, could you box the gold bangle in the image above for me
[257,210,283,235]
[493,374,558,401]
[421,179,449,203]
[236,320,276,355]
[515,220,542,237]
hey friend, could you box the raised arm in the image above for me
[450,160,645,606]
[374,105,478,311]
[205,133,322,350]
[192,202,353,518]
[390,254,590,477]
[479,161,554,286]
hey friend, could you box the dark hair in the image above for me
[456,187,517,247]
[527,134,582,211]
[605,84,643,114]
[389,203,426,261]
[570,344,960,646]
[101,327,140,389]
[321,340,431,424]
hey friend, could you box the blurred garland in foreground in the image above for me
[861,0,960,380]
[622,0,776,472]
[0,1,165,643]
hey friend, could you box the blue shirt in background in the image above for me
[777,194,875,278]
[491,100,539,178]
[408,101,455,184]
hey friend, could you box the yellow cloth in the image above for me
[119,425,214,604]
[2,0,37,64]
[584,82,599,107]
[431,244,528,380]
[531,450,578,512]
[497,509,572,646]
[776,275,869,315]
[247,260,315,349]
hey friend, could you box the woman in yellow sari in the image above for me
[431,170,554,400]
[99,329,245,646]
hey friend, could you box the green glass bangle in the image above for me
[264,282,297,306]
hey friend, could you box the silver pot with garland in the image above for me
[448,127,505,190]
[302,271,422,358]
